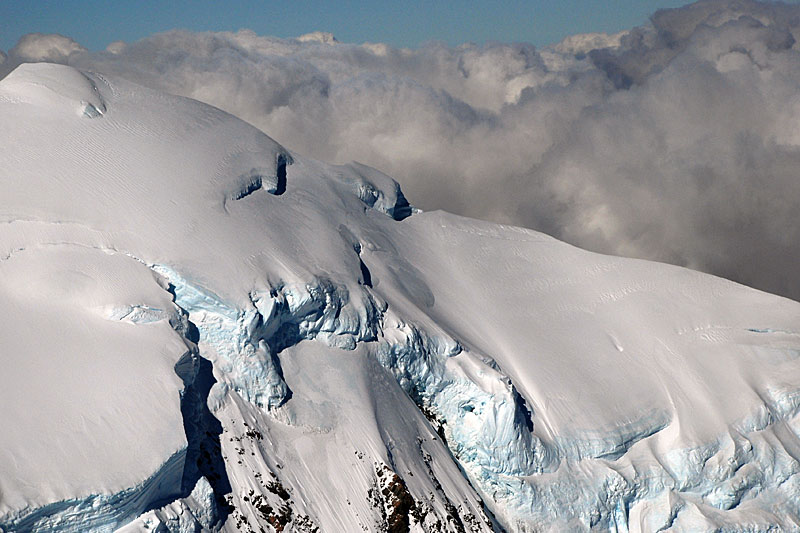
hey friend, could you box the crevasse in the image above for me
[7,258,800,532]
[152,265,800,532]
[150,265,385,410]
[150,264,548,530]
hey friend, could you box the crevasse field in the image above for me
[1,62,799,532]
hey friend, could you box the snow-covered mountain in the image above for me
[1,62,799,532]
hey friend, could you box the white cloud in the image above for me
[8,33,86,65]
[3,0,799,300]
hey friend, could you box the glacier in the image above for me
[154,263,548,529]
[0,62,799,532]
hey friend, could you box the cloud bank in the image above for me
[3,0,800,300]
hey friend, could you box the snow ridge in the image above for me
[153,260,800,531]
[6,245,800,532]
[121,256,800,531]
[3,62,800,532]
[150,262,549,530]
[373,320,554,525]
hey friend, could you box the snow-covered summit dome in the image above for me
[1,63,799,532]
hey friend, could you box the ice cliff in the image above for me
[0,63,799,532]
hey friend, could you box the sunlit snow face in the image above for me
[2,53,800,533]
[3,0,799,301]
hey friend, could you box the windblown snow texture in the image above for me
[1,62,800,533]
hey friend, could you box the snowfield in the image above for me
[1,63,799,532]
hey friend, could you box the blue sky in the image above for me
[2,0,705,52]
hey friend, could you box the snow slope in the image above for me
[0,63,799,532]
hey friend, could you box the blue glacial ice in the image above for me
[13,260,800,532]
[151,263,800,531]
[150,264,554,530]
